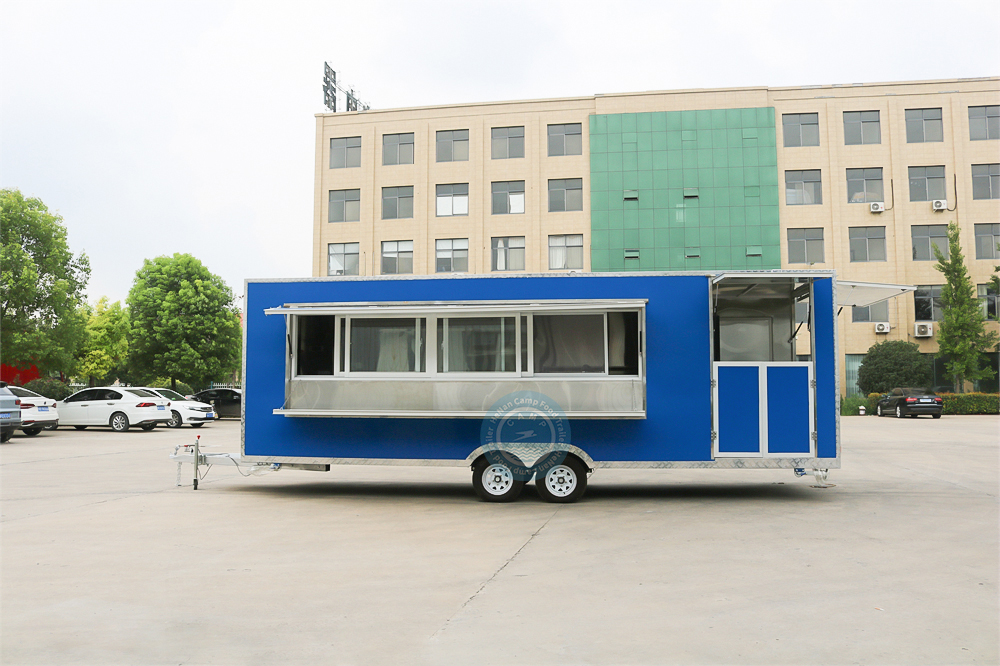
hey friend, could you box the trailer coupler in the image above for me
[170,435,278,489]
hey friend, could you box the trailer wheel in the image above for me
[472,456,524,502]
[535,455,588,504]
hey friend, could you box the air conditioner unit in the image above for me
[932,199,947,211]
[870,202,885,213]
[874,322,890,333]
[914,322,934,338]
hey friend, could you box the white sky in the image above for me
[2,0,998,306]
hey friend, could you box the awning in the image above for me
[836,281,915,307]
[265,299,647,317]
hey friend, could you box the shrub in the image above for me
[23,377,75,401]
[148,378,194,396]
[857,340,932,395]
[940,393,999,415]
[840,395,869,416]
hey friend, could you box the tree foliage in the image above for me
[126,254,241,389]
[1,189,90,374]
[933,222,999,392]
[857,340,932,395]
[75,297,130,385]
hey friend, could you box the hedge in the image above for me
[22,378,75,401]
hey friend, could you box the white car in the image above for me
[57,386,172,432]
[6,386,59,436]
[138,388,214,428]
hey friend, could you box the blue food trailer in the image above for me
[238,271,892,502]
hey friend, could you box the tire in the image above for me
[932,414,942,419]
[535,455,589,504]
[110,412,130,432]
[472,456,525,502]
[23,427,42,437]
[166,411,183,428]
[140,423,156,431]
[895,405,904,418]
[74,425,87,431]
[876,405,883,417]
[0,430,11,443]
[191,423,204,428]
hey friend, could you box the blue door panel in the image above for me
[717,366,760,453]
[766,365,811,454]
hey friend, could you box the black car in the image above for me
[876,387,943,418]
[188,388,242,418]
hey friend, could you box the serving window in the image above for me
[290,306,642,379]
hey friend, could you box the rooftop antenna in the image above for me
[323,62,370,113]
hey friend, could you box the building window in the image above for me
[849,226,887,262]
[908,166,946,201]
[328,189,361,223]
[491,126,524,159]
[969,105,999,140]
[382,186,414,220]
[549,234,584,270]
[382,133,414,165]
[844,111,881,145]
[491,237,525,271]
[972,164,1000,200]
[846,168,884,203]
[979,284,999,320]
[784,169,822,205]
[912,225,949,261]
[787,228,824,264]
[436,183,469,216]
[330,137,361,168]
[436,238,469,273]
[328,243,360,276]
[852,300,889,322]
[548,178,583,212]
[905,108,943,143]
[381,240,413,275]
[914,285,944,321]
[492,181,525,215]
[436,129,469,162]
[975,224,1000,259]
[548,123,583,156]
[782,113,819,147]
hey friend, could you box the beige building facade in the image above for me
[313,77,1000,394]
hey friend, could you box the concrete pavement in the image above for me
[1,416,997,665]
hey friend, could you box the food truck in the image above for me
[223,271,906,502]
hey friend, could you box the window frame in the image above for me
[328,242,360,276]
[852,300,889,323]
[491,236,526,272]
[381,240,414,275]
[781,113,820,147]
[969,105,1000,141]
[843,110,881,145]
[848,226,887,263]
[436,129,469,162]
[330,136,362,169]
[435,238,469,273]
[978,284,999,320]
[908,166,947,202]
[328,189,361,223]
[846,168,884,203]
[382,132,415,166]
[548,234,584,270]
[914,285,944,322]
[548,178,584,212]
[911,225,949,261]
[436,183,469,217]
[382,186,414,220]
[491,126,525,160]
[492,181,526,215]
[905,108,943,143]
[784,169,822,205]
[972,164,1000,200]
[786,228,825,264]
[548,123,583,156]
[974,223,1000,260]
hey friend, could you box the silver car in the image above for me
[0,382,22,442]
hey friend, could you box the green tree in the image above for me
[933,222,999,392]
[76,297,130,385]
[857,340,932,395]
[126,254,241,390]
[1,189,90,374]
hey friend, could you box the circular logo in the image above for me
[480,391,571,481]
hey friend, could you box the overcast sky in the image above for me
[2,0,997,306]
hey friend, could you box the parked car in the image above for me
[187,388,241,418]
[876,387,943,419]
[57,387,172,432]
[6,386,59,435]
[0,382,22,442]
[138,388,214,428]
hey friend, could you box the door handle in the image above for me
[107,402,115,405]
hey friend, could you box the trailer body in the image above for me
[241,271,841,499]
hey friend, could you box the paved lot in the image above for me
[2,416,997,665]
